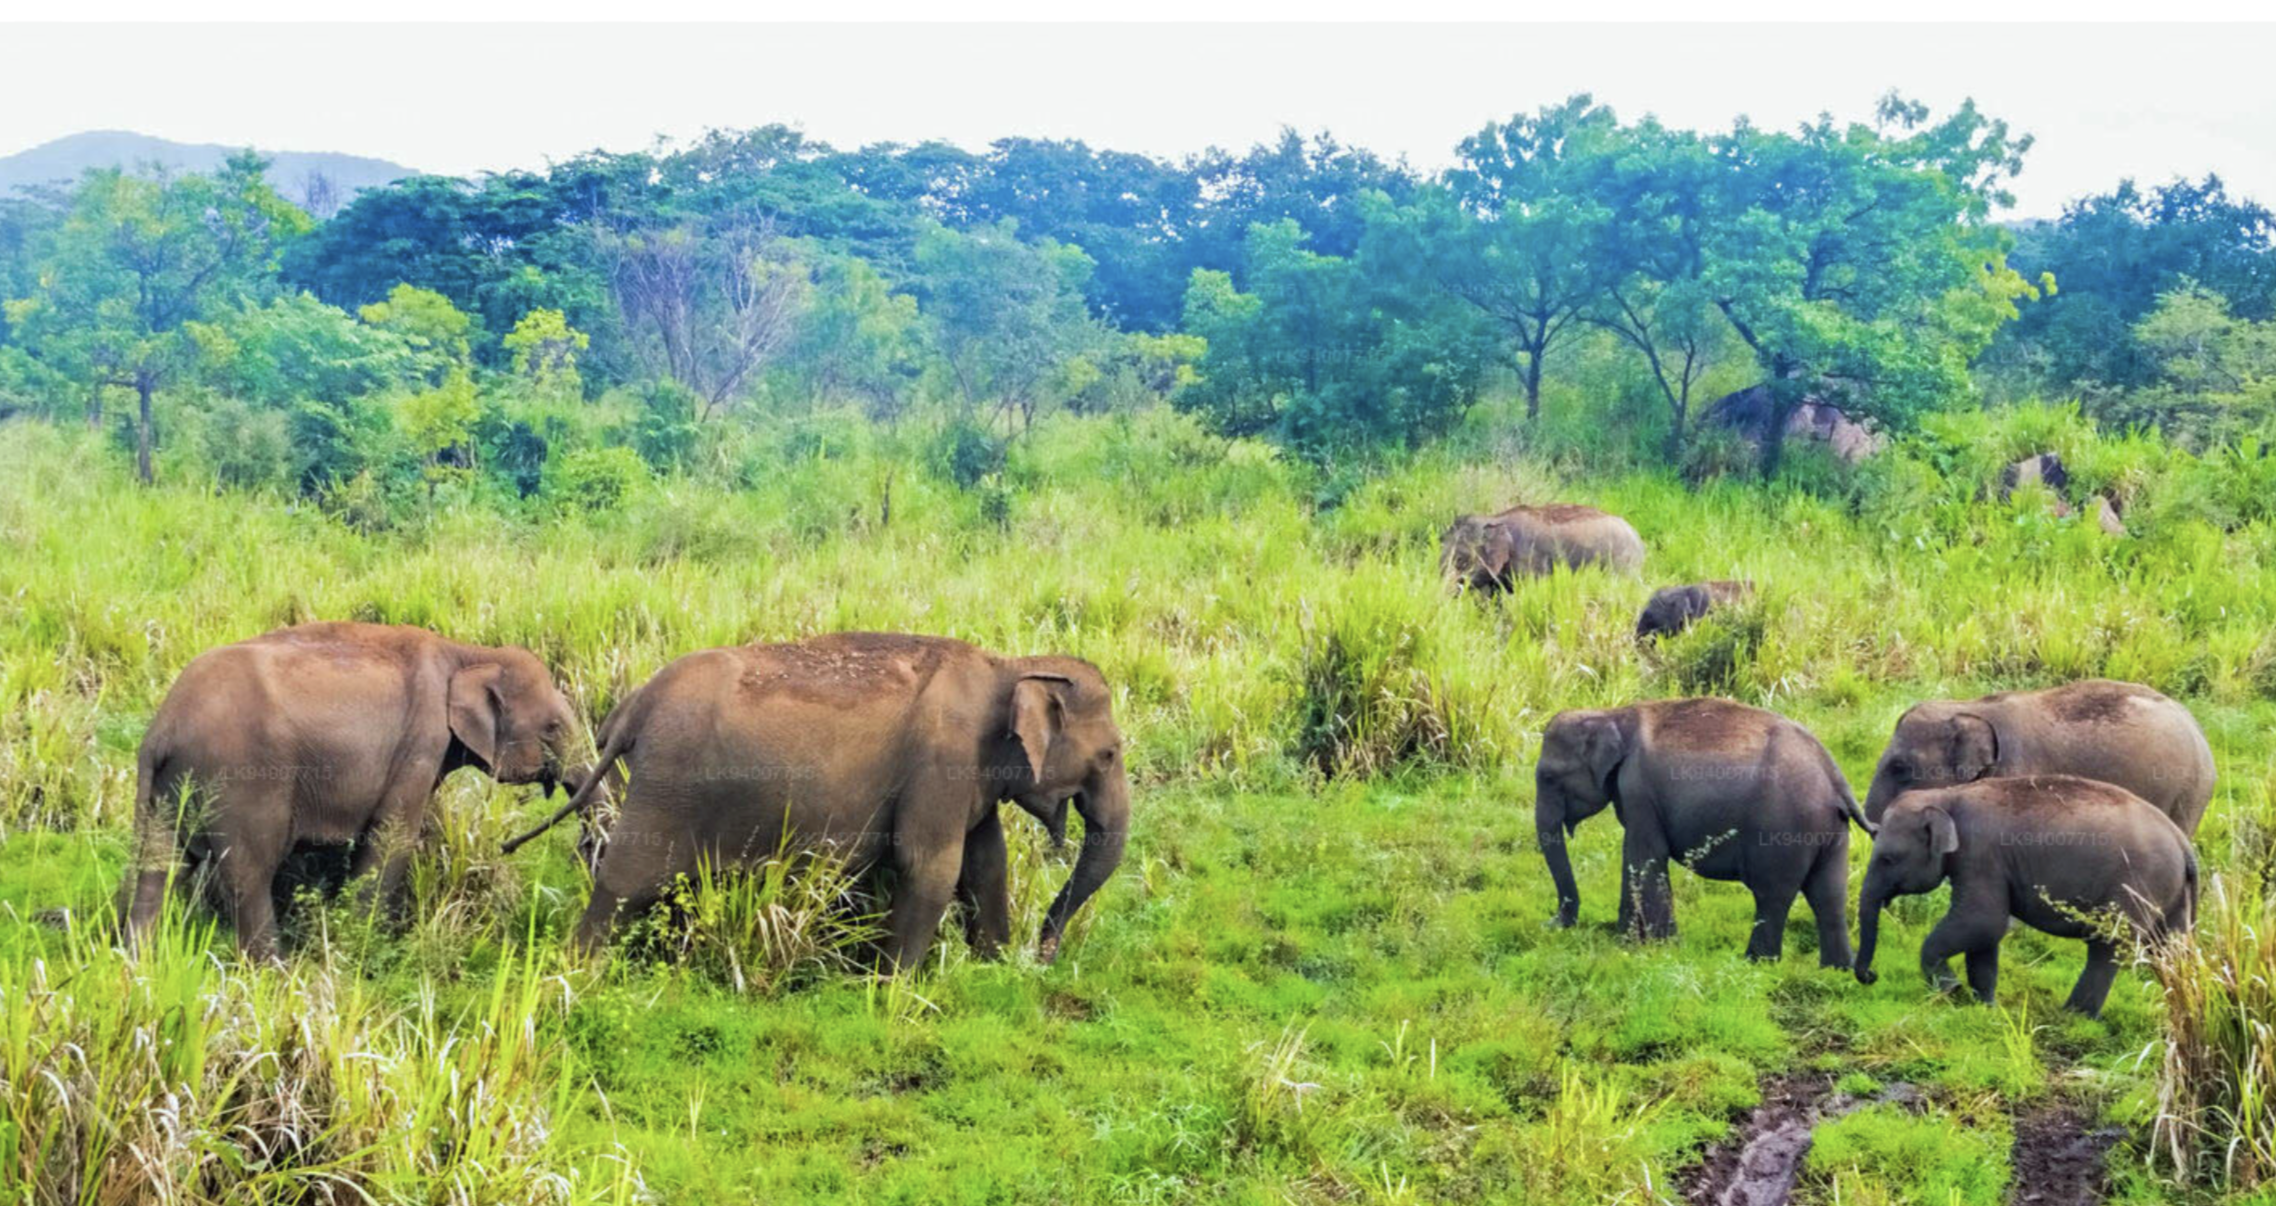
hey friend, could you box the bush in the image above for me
[547,445,648,513]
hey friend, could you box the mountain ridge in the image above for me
[0,130,418,215]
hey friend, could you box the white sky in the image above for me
[2,22,2273,218]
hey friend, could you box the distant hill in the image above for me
[0,131,418,216]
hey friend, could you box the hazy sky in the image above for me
[4,22,2273,217]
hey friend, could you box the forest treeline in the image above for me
[2,92,2274,517]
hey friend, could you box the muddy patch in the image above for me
[2009,1104,2123,1206]
[1685,1076,1922,1206]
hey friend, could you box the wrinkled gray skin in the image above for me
[124,622,584,960]
[1862,679,2214,836]
[1855,775,2196,1016]
[1634,580,1754,641]
[518,633,1130,972]
[1536,698,1872,965]
[1441,504,1645,592]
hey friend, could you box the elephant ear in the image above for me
[1945,714,1998,783]
[1680,584,1712,619]
[1923,805,1960,858]
[447,663,506,772]
[1011,673,1074,783]
[1482,522,1519,579]
[1579,713,1629,799]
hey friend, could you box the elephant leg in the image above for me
[1803,844,1853,970]
[1920,908,2003,998]
[1964,945,2002,1006]
[214,824,286,962]
[574,824,683,957]
[955,810,1012,960]
[2064,938,2120,1017]
[1620,831,1676,941]
[350,777,439,925]
[1745,883,1797,962]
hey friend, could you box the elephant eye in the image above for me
[1888,761,1910,779]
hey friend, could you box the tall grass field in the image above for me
[1,402,2272,1204]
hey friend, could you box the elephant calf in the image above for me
[1856,775,2196,1016]
[1863,679,2215,835]
[1634,579,1754,641]
[1536,698,1872,965]
[125,622,585,959]
[1441,503,1644,592]
[518,633,1131,971]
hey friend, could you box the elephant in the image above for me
[1440,504,1644,592]
[510,633,1130,971]
[1854,775,2196,1016]
[1635,579,1754,641]
[1535,697,1872,964]
[1861,679,2214,835]
[123,622,585,960]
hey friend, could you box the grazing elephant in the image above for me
[1862,679,2214,835]
[1441,504,1644,591]
[1635,579,1754,641]
[124,622,585,959]
[515,633,1130,971]
[1854,775,2196,1016]
[1536,698,1872,964]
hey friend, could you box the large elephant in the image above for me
[1535,698,1871,964]
[518,633,1131,971]
[1861,679,2214,834]
[1855,775,2196,1016]
[1441,504,1644,591]
[123,622,585,959]
[1634,579,1754,641]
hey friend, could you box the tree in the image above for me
[502,308,589,400]
[1179,219,1493,458]
[358,283,474,383]
[1413,96,1624,421]
[596,214,810,418]
[914,221,1102,430]
[1701,96,2039,475]
[6,153,308,481]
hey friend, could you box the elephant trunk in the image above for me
[1537,779,1580,928]
[1855,876,1886,985]
[1039,770,1129,964]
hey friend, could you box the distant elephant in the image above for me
[1536,698,1872,964]
[1635,580,1754,641]
[1855,775,2196,1016]
[1999,452,2070,500]
[513,633,1130,971]
[1861,679,2214,835]
[1441,504,1644,591]
[124,622,585,960]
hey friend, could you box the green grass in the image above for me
[1,403,2273,1202]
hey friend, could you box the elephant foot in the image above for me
[1855,967,1878,986]
[1547,910,1577,930]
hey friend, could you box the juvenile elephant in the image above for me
[1441,504,1644,592]
[516,633,1130,970]
[1855,775,2196,1016]
[1536,698,1872,964]
[1635,579,1754,641]
[1862,679,2214,835]
[124,622,585,959]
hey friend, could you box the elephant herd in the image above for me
[1446,499,2211,1016]
[116,499,2211,1017]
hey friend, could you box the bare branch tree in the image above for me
[598,214,810,418]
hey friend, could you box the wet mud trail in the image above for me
[2008,1103,2124,1206]
[1684,1076,1922,1206]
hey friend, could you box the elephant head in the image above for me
[448,647,583,794]
[1854,794,1961,985]
[1635,584,1712,641]
[1534,708,1631,927]
[1440,516,1515,591]
[1001,656,1130,962]
[1861,705,1998,824]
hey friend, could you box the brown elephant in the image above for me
[1440,504,1644,592]
[1855,775,2196,1016]
[124,622,585,959]
[1634,579,1754,641]
[1861,679,2214,835]
[1535,698,1871,964]
[514,633,1130,971]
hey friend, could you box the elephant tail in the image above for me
[502,697,636,856]
[2180,843,2200,933]
[1824,752,1876,836]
